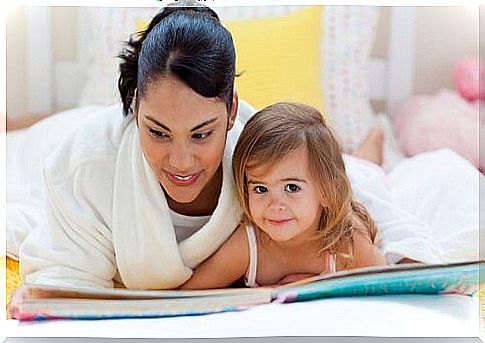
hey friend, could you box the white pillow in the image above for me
[77,6,378,152]
[77,7,160,107]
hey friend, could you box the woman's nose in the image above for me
[169,144,195,171]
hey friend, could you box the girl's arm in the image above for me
[180,225,250,290]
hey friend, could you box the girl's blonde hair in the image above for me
[232,102,378,261]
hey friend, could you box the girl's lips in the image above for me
[165,171,201,186]
[267,219,292,226]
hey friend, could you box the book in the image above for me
[10,260,484,321]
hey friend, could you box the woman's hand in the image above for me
[7,287,28,319]
[397,258,420,264]
[277,273,319,286]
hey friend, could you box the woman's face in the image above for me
[136,76,237,204]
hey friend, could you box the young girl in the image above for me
[181,102,387,289]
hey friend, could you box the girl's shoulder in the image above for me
[335,214,386,270]
[336,224,386,271]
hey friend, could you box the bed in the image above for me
[4,4,483,341]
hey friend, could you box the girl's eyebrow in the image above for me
[145,116,219,132]
[247,178,308,184]
[281,178,308,183]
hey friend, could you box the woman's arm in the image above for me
[19,157,118,289]
[180,225,250,290]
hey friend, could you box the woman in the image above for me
[13,1,444,293]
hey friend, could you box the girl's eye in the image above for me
[285,183,301,193]
[192,131,213,140]
[148,128,169,140]
[253,185,267,194]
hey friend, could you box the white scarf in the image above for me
[112,118,243,289]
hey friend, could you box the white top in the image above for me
[169,209,211,243]
[19,104,247,289]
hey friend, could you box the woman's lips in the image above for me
[165,171,201,186]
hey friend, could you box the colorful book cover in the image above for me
[275,260,483,303]
[11,260,485,321]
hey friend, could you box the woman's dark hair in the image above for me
[118,0,236,116]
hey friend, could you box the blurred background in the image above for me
[6,6,479,118]
[4,5,482,172]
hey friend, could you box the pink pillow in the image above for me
[393,89,479,169]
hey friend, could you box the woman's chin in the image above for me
[163,189,200,204]
[159,176,204,204]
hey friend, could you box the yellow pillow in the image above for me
[5,256,20,316]
[136,7,325,113]
[224,7,324,112]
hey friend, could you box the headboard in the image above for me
[24,6,416,117]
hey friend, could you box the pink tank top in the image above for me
[244,225,336,288]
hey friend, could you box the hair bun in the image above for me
[162,0,220,22]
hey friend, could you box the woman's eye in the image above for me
[192,131,213,140]
[253,185,267,194]
[148,128,168,140]
[285,183,301,193]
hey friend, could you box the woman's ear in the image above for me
[227,90,239,131]
[133,89,139,125]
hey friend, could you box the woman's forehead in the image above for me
[140,77,228,129]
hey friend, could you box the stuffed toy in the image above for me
[454,56,484,104]
[393,57,482,170]
[393,88,479,170]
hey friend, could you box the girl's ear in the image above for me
[227,90,239,131]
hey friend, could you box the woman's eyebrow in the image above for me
[146,116,171,132]
[190,117,219,132]
[145,116,219,132]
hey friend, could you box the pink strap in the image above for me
[244,225,258,287]
[326,253,337,274]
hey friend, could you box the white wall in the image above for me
[6,6,480,118]
[373,6,479,95]
[414,6,478,94]
[6,7,28,118]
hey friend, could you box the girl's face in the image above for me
[137,76,237,204]
[246,146,322,244]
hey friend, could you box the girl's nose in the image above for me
[267,192,287,212]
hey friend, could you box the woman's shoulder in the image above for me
[44,104,134,180]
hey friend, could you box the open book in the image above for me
[10,260,484,321]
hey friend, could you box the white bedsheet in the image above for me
[6,106,480,263]
[6,106,103,259]
[4,294,481,338]
[4,106,482,341]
